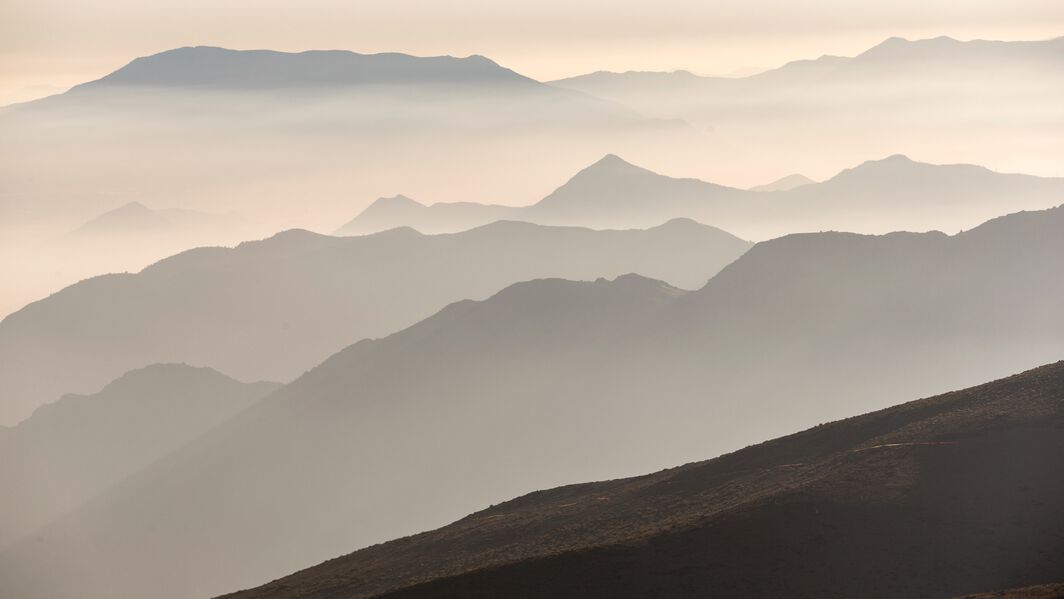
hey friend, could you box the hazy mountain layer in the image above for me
[222,359,1064,599]
[0,364,278,549]
[550,36,1064,180]
[0,45,688,316]
[338,153,1064,240]
[4,37,1062,314]
[2,205,1062,599]
[73,46,538,90]
[0,218,750,424]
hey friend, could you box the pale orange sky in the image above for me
[1,0,1062,105]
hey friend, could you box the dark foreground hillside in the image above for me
[957,583,1064,598]
[224,361,1064,599]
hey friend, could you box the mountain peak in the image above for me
[576,153,652,178]
[590,153,636,168]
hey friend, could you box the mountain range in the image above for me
[3,204,1062,599]
[221,359,1064,599]
[338,153,1064,240]
[0,218,750,425]
[4,36,1063,317]
[550,35,1064,184]
[0,364,278,549]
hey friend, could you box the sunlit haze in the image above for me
[2,0,1062,104]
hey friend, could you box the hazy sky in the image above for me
[1,0,1061,104]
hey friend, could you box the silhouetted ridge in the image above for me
[0,218,749,423]
[75,46,535,91]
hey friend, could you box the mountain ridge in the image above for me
[69,46,536,92]
[3,205,1063,599]
[0,218,751,424]
[337,153,1064,238]
[0,363,278,549]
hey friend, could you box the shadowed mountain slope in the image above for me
[0,218,750,424]
[0,364,278,549]
[2,206,1063,599]
[223,360,1064,599]
[957,583,1064,599]
[337,154,1064,239]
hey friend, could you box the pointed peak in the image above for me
[595,153,627,164]
[582,153,645,173]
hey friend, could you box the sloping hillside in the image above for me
[224,360,1064,599]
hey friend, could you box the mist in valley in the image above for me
[2,4,1064,598]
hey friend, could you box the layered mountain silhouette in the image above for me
[220,360,1064,599]
[0,219,750,424]
[4,37,1062,315]
[549,36,1064,186]
[0,45,688,315]
[338,153,1064,239]
[0,364,277,549]
[3,205,1063,599]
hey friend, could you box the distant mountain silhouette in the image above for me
[337,195,520,236]
[0,219,750,424]
[70,47,537,92]
[748,173,815,191]
[220,360,1064,599]
[548,35,1064,188]
[3,205,1063,599]
[338,153,1064,239]
[67,201,245,238]
[69,202,174,236]
[0,45,684,319]
[0,364,277,549]
[553,36,1064,96]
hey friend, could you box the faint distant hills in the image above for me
[0,364,277,549]
[69,202,174,235]
[549,35,1064,184]
[4,205,1062,599]
[0,218,750,425]
[68,201,246,238]
[221,360,1064,599]
[551,35,1064,105]
[4,36,1062,317]
[338,153,1064,239]
[748,173,815,191]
